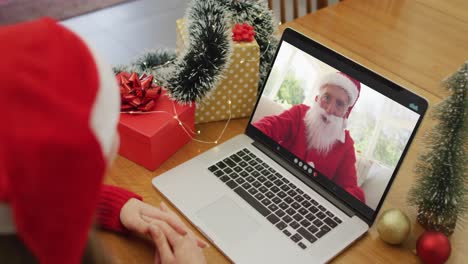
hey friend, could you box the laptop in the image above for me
[152,28,428,263]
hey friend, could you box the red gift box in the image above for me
[118,90,195,170]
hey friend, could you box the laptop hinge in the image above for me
[252,141,356,218]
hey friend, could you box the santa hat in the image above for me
[0,18,119,263]
[317,72,361,118]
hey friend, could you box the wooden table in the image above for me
[99,0,468,263]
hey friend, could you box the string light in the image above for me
[240,40,272,64]
[121,98,232,144]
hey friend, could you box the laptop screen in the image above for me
[246,28,427,223]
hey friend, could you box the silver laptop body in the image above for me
[152,28,427,263]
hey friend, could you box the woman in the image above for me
[0,18,206,264]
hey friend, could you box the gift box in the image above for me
[118,89,195,171]
[176,19,260,123]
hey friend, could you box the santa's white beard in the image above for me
[304,102,346,155]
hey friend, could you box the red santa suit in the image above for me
[254,104,365,203]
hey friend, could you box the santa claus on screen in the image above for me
[254,72,365,203]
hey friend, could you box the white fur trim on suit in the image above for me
[0,203,15,234]
[317,72,358,105]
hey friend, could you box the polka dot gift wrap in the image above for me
[176,19,260,124]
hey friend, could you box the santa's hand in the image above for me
[120,199,208,248]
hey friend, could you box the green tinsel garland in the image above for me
[114,0,277,103]
[158,0,233,103]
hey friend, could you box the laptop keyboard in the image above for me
[207,148,342,250]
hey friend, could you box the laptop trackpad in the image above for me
[195,195,260,246]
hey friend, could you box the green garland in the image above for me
[158,0,233,103]
[112,49,176,75]
[114,0,277,103]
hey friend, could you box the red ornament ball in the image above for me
[416,231,451,264]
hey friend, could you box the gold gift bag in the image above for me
[176,19,260,123]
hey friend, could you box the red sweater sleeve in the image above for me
[95,184,142,232]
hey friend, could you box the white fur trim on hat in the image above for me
[87,44,121,161]
[62,25,120,161]
[317,72,359,105]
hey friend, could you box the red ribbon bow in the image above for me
[232,23,255,42]
[116,72,162,112]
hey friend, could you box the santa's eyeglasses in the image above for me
[318,93,348,117]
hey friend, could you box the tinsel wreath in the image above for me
[114,0,277,103]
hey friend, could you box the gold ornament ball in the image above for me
[377,209,411,245]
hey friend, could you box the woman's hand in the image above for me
[149,220,207,264]
[120,199,207,248]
